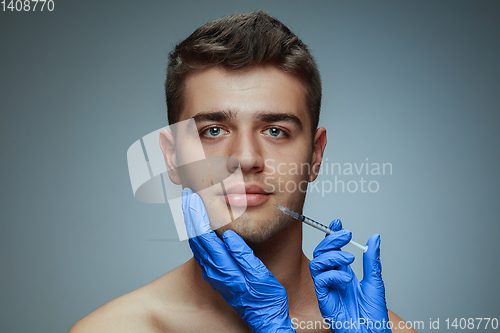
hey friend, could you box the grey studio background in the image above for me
[1,0,499,332]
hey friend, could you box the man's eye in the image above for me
[264,127,285,137]
[202,126,227,137]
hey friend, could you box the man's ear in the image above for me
[159,129,181,185]
[309,127,327,182]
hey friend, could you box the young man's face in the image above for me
[163,65,326,243]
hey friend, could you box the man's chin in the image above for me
[212,212,291,245]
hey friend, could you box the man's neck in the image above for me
[248,221,318,318]
[248,220,307,292]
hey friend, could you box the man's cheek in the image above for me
[264,177,275,193]
[177,160,212,192]
[264,158,276,175]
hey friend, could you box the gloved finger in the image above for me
[189,233,247,295]
[190,234,246,290]
[309,251,355,276]
[181,188,197,239]
[312,277,343,324]
[184,208,234,273]
[223,230,274,283]
[183,188,224,271]
[329,219,342,232]
[361,234,386,294]
[184,189,212,237]
[362,234,382,281]
[313,230,352,258]
[313,270,353,291]
[182,189,223,260]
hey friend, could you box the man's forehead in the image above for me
[179,66,310,127]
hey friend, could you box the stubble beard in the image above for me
[213,207,293,244]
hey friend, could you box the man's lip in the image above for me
[222,183,270,195]
[217,183,271,207]
[222,193,270,207]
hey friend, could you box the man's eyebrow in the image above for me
[191,110,303,129]
[192,110,236,123]
[255,112,303,129]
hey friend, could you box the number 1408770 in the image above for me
[1,0,54,11]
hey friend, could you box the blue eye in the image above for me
[203,126,226,137]
[265,127,284,137]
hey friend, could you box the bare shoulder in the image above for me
[388,310,418,333]
[68,282,164,333]
[68,262,194,333]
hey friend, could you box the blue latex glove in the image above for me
[309,219,391,332]
[182,188,296,333]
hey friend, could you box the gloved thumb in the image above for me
[361,234,389,321]
[182,188,212,238]
[361,234,384,291]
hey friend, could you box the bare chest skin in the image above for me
[158,308,331,333]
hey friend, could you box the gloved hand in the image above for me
[182,188,296,333]
[309,219,391,332]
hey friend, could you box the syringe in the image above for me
[274,204,368,252]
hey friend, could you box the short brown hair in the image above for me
[165,10,322,132]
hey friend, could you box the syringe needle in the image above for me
[274,204,368,252]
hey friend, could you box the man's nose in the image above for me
[226,131,264,174]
